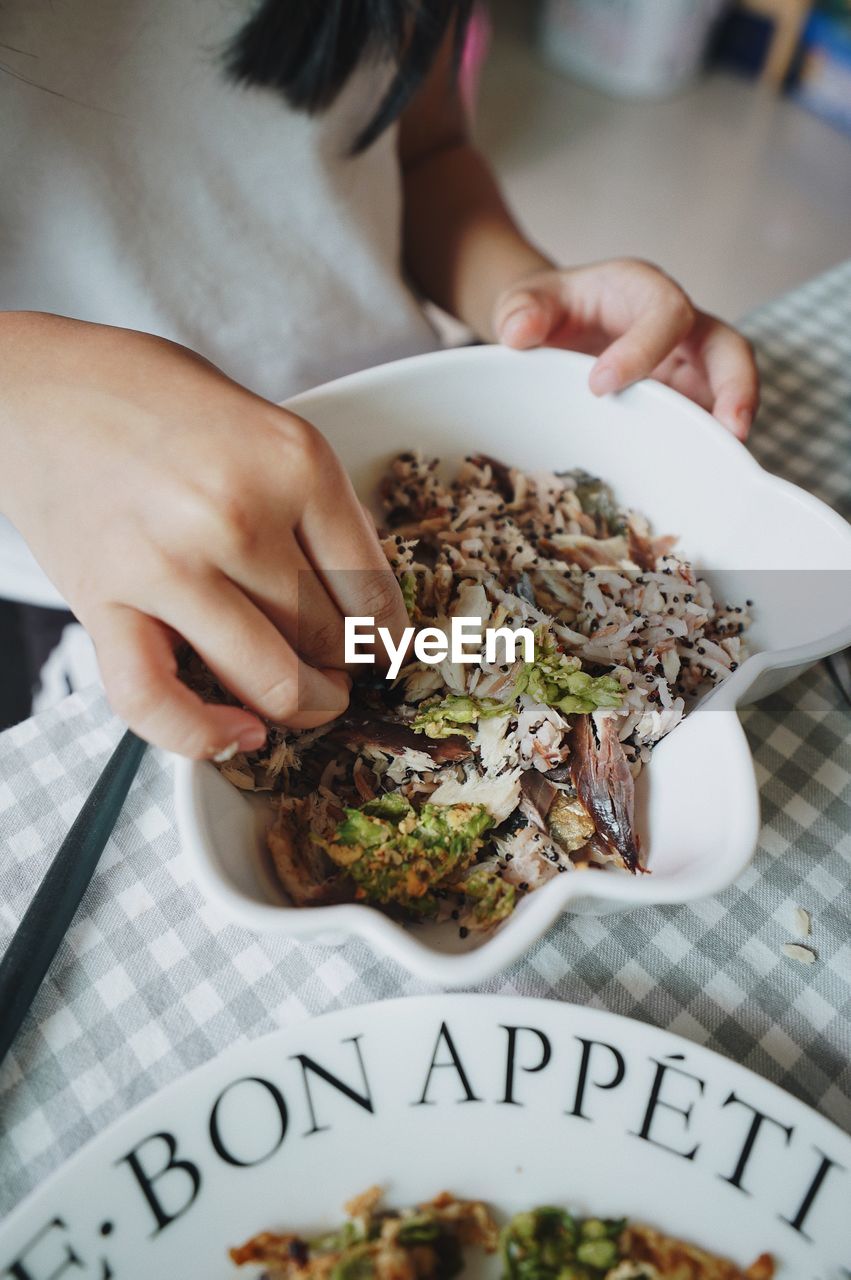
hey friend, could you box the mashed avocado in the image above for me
[316,795,494,915]
[410,644,622,740]
[457,867,516,927]
[401,570,418,618]
[519,632,623,716]
[412,694,513,739]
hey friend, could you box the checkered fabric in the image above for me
[1,264,850,1216]
[745,259,851,524]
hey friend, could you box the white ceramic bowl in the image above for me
[174,347,851,985]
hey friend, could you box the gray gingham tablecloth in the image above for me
[1,262,850,1216]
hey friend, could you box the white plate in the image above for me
[1,996,847,1276]
[173,347,851,985]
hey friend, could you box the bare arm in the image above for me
[0,312,409,753]
[399,32,550,340]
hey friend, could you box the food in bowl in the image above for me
[192,453,750,933]
[229,1187,774,1279]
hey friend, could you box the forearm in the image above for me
[402,140,552,340]
[0,310,58,515]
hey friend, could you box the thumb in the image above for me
[494,285,561,350]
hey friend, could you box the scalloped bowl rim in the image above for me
[173,347,851,986]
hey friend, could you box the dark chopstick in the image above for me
[0,728,147,1068]
[824,648,851,708]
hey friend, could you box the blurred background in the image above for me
[468,0,851,320]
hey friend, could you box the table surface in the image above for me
[1,262,850,1219]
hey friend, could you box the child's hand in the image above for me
[493,259,759,440]
[0,313,409,756]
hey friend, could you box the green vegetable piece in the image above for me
[333,809,389,851]
[361,793,411,820]
[412,695,479,739]
[578,1220,608,1241]
[460,868,516,927]
[506,1212,538,1244]
[311,1221,362,1252]
[330,1246,375,1280]
[401,571,418,619]
[575,1239,619,1270]
[409,631,622,738]
[397,1216,442,1245]
[519,633,623,716]
[571,470,625,534]
[501,1207,581,1280]
[319,799,494,910]
[411,693,514,739]
[515,1263,557,1280]
[333,793,412,852]
[531,1207,576,1239]
[436,695,480,725]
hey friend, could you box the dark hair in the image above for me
[226,0,473,153]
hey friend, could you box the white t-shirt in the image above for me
[0,0,440,606]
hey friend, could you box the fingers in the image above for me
[92,605,268,758]
[189,413,407,671]
[493,283,562,350]
[651,351,713,411]
[298,449,410,656]
[489,261,757,445]
[223,530,350,669]
[697,315,760,440]
[590,292,695,395]
[159,574,351,730]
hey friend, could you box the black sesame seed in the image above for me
[459,927,469,939]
